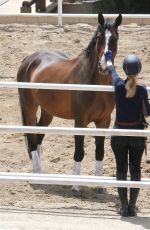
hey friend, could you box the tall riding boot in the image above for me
[128,188,140,216]
[118,188,129,217]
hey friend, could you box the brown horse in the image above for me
[17,13,122,191]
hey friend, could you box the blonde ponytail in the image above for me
[125,76,137,98]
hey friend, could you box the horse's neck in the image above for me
[82,49,112,85]
[83,49,99,75]
[72,52,98,83]
[95,72,113,85]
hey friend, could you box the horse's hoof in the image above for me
[97,187,108,194]
[33,168,42,174]
[30,170,41,184]
[71,185,80,191]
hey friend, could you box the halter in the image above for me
[97,27,112,75]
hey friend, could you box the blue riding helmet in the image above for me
[123,54,142,76]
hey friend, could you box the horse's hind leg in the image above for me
[20,101,41,173]
[18,87,42,173]
[36,108,53,157]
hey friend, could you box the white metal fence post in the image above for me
[58,0,63,26]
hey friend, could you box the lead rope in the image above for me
[143,121,149,155]
[143,120,149,155]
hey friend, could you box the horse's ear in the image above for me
[114,14,122,28]
[98,13,104,26]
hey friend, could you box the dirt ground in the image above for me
[0,21,150,220]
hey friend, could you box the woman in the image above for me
[104,51,150,217]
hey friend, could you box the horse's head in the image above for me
[97,13,122,75]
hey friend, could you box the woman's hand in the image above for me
[104,50,112,62]
[104,50,113,67]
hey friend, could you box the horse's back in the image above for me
[17,49,68,82]
[17,49,76,119]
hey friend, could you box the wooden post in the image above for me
[36,0,46,12]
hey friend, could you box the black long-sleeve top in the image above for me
[108,65,150,123]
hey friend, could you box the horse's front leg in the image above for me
[73,135,85,174]
[95,118,111,194]
[72,126,85,191]
[95,135,108,194]
[95,136,105,177]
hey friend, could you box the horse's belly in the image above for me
[34,90,74,119]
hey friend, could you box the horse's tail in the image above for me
[18,97,32,159]
[17,56,40,159]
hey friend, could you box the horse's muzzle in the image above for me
[98,59,109,75]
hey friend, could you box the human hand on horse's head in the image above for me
[104,50,113,62]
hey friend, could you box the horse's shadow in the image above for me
[30,183,118,205]
[30,184,150,229]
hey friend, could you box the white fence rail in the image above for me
[0,172,150,188]
[0,81,114,91]
[0,125,149,137]
[0,81,150,92]
[0,81,150,188]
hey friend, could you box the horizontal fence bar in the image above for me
[0,81,150,92]
[0,172,149,188]
[0,125,149,137]
[0,81,114,92]
[0,13,150,18]
[1,172,150,182]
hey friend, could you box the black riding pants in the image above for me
[111,134,145,181]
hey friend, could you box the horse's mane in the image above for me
[84,27,99,56]
[104,18,113,30]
